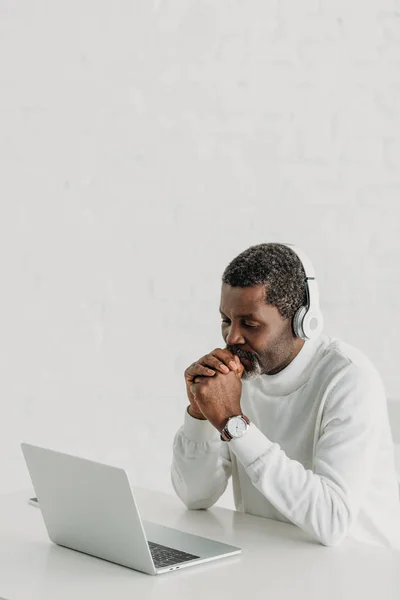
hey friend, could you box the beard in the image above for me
[228,332,294,379]
[241,358,263,380]
[227,346,263,380]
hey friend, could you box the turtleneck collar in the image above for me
[246,334,328,397]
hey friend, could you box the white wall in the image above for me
[1,1,400,504]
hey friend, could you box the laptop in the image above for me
[21,443,241,575]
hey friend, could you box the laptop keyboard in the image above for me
[148,541,200,568]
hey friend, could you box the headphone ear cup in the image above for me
[292,306,307,339]
[302,309,324,340]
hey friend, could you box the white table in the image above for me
[0,488,399,600]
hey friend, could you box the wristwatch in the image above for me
[220,415,250,442]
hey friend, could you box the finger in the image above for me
[234,355,244,370]
[214,348,240,371]
[185,364,216,382]
[189,380,204,394]
[203,350,238,372]
[198,355,230,374]
[190,375,204,394]
[233,355,245,377]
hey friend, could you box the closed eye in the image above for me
[221,319,258,329]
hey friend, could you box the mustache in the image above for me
[227,346,257,361]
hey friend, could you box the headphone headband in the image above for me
[281,243,323,340]
[284,244,315,279]
[284,243,320,310]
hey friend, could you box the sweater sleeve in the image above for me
[171,408,232,509]
[229,363,384,547]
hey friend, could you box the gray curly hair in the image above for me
[221,243,307,319]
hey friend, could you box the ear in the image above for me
[289,315,297,338]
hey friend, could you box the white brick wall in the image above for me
[0,1,400,500]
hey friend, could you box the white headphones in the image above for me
[282,243,324,340]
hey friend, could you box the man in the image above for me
[171,243,400,549]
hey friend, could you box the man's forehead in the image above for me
[219,284,266,316]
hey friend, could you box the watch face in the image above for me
[227,416,247,438]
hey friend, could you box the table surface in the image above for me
[0,487,399,600]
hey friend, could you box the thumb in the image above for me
[234,355,245,378]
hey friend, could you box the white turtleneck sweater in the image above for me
[171,335,400,549]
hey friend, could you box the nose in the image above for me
[225,323,245,346]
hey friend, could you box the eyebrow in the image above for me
[219,310,261,320]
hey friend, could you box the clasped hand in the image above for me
[184,348,245,431]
